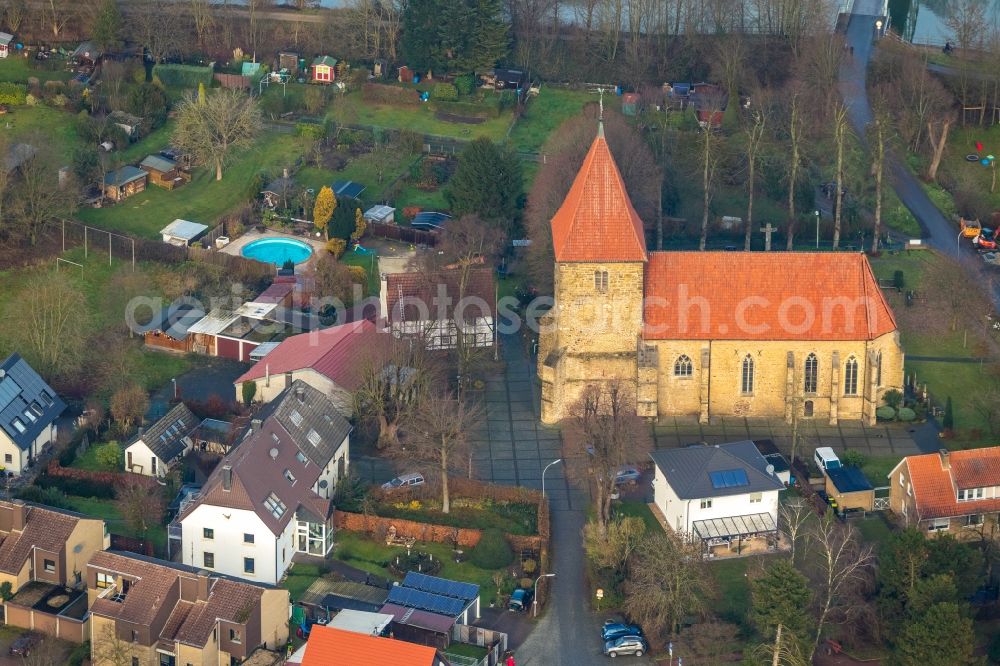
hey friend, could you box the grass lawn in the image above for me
[0,56,74,83]
[118,120,176,164]
[64,495,168,556]
[0,104,82,163]
[508,87,608,152]
[369,498,538,536]
[79,131,311,238]
[70,444,117,472]
[334,530,504,607]
[613,500,661,532]
[856,514,894,550]
[859,455,900,487]
[340,248,381,297]
[444,643,489,659]
[709,557,752,628]
[336,91,512,142]
[935,123,1000,214]
[282,563,326,602]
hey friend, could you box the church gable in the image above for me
[642,252,897,341]
[549,128,647,263]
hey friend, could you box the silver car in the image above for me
[604,635,647,658]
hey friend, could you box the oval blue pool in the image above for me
[241,237,314,265]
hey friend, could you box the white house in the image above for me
[380,268,496,351]
[650,440,785,555]
[0,353,65,475]
[175,380,351,584]
[124,402,198,477]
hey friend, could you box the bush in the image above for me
[454,74,475,96]
[433,82,458,101]
[24,93,37,106]
[876,406,896,421]
[14,485,71,509]
[519,577,533,589]
[943,396,954,430]
[0,82,27,105]
[898,407,916,422]
[882,389,903,410]
[840,450,867,468]
[470,528,514,569]
[326,238,347,257]
[0,582,11,601]
[297,122,326,140]
[893,270,905,290]
[152,64,213,89]
[94,442,122,470]
[522,558,537,574]
[36,473,116,499]
[347,265,367,284]
[67,642,90,666]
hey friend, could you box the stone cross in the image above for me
[760,223,777,251]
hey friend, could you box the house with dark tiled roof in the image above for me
[889,447,1000,537]
[537,122,905,425]
[380,268,496,351]
[87,550,288,666]
[233,319,387,415]
[0,353,65,475]
[124,403,199,478]
[650,441,784,556]
[175,381,351,584]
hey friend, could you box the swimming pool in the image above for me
[241,237,314,266]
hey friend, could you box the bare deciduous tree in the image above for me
[353,342,434,450]
[832,104,850,250]
[744,107,767,251]
[110,384,149,435]
[870,98,889,254]
[698,123,721,251]
[6,272,89,377]
[116,478,164,535]
[564,381,650,535]
[784,87,803,251]
[172,89,262,181]
[92,622,134,666]
[9,147,77,246]
[780,499,813,566]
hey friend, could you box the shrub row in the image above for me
[362,83,420,106]
[36,472,116,500]
[153,64,213,89]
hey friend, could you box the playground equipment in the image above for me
[353,243,374,255]
[974,227,999,250]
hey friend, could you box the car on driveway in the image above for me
[604,635,647,658]
[601,622,643,642]
[381,472,425,490]
[9,632,40,657]
[614,465,641,485]
[508,587,534,612]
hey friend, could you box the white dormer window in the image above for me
[11,418,25,434]
[264,493,286,519]
[290,410,303,427]
[307,430,321,447]
[23,409,36,423]
[296,451,307,465]
[284,469,297,485]
[957,488,984,502]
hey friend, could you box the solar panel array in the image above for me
[332,180,366,199]
[709,469,749,489]
[403,571,480,603]
[387,585,466,618]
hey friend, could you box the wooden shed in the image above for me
[824,466,875,512]
[103,166,147,202]
[311,56,336,84]
[140,154,188,189]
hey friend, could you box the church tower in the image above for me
[538,123,648,424]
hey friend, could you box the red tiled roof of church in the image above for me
[643,252,897,341]
[550,125,647,263]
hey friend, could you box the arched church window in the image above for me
[844,357,859,396]
[804,353,818,394]
[741,354,754,395]
[594,271,609,293]
[674,355,693,377]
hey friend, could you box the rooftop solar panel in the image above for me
[709,468,749,489]
[402,571,479,603]
[0,377,21,412]
[386,586,466,617]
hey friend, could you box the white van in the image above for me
[381,472,425,490]
[814,447,842,472]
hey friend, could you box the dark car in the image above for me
[508,587,534,612]
[604,635,648,658]
[601,621,643,642]
[9,633,40,657]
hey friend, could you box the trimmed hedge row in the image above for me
[153,64,213,89]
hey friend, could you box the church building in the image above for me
[537,125,905,426]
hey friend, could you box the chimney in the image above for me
[295,386,305,402]
[195,571,211,601]
[251,418,262,433]
[11,500,27,532]
[137,426,144,437]
[939,449,950,470]
[222,465,232,491]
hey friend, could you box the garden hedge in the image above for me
[153,64,213,90]
[470,528,514,569]
[433,82,458,101]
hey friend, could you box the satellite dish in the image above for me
[318,480,328,489]
[766,464,775,476]
[269,447,279,460]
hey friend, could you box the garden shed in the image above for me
[71,41,101,66]
[140,154,187,189]
[364,205,395,225]
[379,602,455,650]
[332,180,365,199]
[160,219,209,246]
[142,302,205,353]
[824,466,875,512]
[103,166,147,202]
[311,56,337,84]
[0,33,13,59]
[278,51,301,75]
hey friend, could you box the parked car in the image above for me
[9,633,40,657]
[601,622,643,642]
[614,465,641,486]
[508,587,534,612]
[604,635,647,658]
[381,472,425,490]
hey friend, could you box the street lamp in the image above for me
[957,229,963,258]
[875,18,884,37]
[532,572,556,617]
[541,458,562,498]
[814,210,820,249]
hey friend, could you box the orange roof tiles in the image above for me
[904,447,1000,520]
[550,127,647,263]
[301,625,442,666]
[642,252,897,341]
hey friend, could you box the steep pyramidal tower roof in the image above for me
[550,125,647,263]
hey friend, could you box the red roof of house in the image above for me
[384,268,496,324]
[301,625,442,666]
[549,127,647,263]
[254,281,295,304]
[902,447,1000,520]
[642,251,897,341]
[235,320,386,389]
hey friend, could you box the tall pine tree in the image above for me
[92,0,124,53]
[445,137,523,232]
[403,0,507,74]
